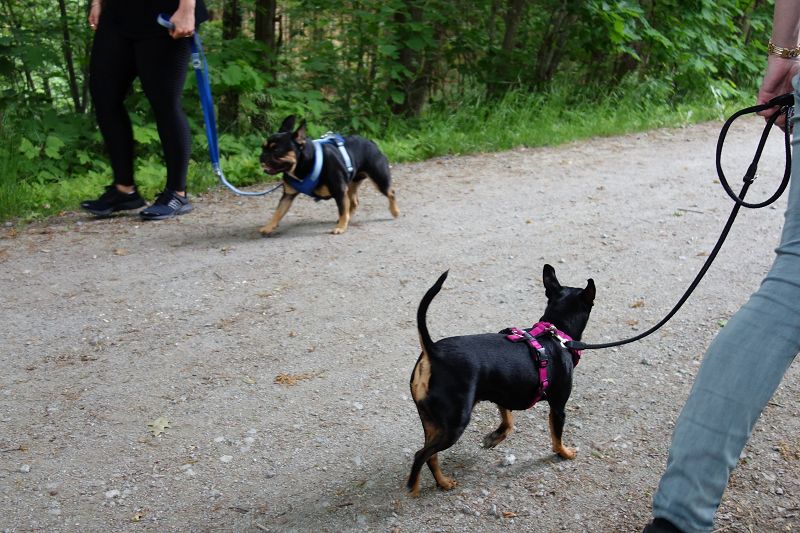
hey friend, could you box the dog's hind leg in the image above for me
[407,408,466,496]
[368,163,399,218]
[482,406,514,448]
[347,178,363,215]
[408,436,460,496]
[548,403,576,459]
[427,453,456,491]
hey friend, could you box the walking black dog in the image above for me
[407,265,595,496]
[259,116,399,235]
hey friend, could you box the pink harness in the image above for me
[504,322,582,407]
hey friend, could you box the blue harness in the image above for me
[285,133,355,197]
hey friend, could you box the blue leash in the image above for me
[157,14,281,197]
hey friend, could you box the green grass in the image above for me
[0,82,754,223]
[378,83,751,163]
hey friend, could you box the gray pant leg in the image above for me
[652,81,800,533]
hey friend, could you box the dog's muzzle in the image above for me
[261,160,292,175]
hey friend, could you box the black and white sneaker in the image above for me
[140,189,193,221]
[81,185,145,216]
[642,519,684,533]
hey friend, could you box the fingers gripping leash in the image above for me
[568,93,794,351]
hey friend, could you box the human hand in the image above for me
[88,0,101,31]
[169,7,196,39]
[757,55,799,130]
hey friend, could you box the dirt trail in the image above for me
[2,118,799,533]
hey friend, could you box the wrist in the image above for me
[768,39,800,59]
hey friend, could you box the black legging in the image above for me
[89,21,191,191]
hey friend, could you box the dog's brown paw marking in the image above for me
[436,476,457,491]
[555,446,576,460]
[259,225,277,235]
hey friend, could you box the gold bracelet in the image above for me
[768,39,800,59]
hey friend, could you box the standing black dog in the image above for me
[259,116,399,235]
[407,265,595,496]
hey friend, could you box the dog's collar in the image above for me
[285,134,354,197]
[504,322,582,408]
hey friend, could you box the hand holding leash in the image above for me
[156,11,195,39]
[569,93,794,351]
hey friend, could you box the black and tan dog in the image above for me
[407,265,595,496]
[259,116,399,235]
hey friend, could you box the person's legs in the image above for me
[82,23,146,216]
[134,35,192,194]
[89,22,138,188]
[650,86,800,533]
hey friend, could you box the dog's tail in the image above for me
[417,270,448,355]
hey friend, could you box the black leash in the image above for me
[567,92,794,352]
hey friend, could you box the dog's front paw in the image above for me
[331,226,347,235]
[554,445,576,460]
[259,224,278,236]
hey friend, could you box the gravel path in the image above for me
[2,117,799,533]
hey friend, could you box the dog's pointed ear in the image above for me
[279,115,296,133]
[543,264,561,298]
[293,120,307,147]
[582,279,596,304]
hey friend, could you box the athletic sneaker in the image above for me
[642,519,684,533]
[81,185,145,216]
[140,189,193,220]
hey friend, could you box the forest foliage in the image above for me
[0,0,774,218]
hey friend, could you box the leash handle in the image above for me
[156,13,281,197]
[715,93,793,209]
[568,94,794,352]
[156,13,175,30]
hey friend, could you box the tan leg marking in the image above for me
[347,180,362,215]
[388,188,400,218]
[549,410,576,459]
[428,454,457,491]
[259,191,297,235]
[482,407,514,448]
[410,349,431,402]
[408,419,439,497]
[409,479,422,497]
[313,184,332,198]
[331,194,350,234]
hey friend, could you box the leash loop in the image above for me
[569,93,794,351]
[157,14,282,197]
[716,92,792,208]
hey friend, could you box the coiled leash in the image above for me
[567,92,794,352]
[157,14,282,197]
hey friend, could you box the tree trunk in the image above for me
[219,0,241,131]
[254,0,277,76]
[58,0,83,112]
[2,0,36,93]
[487,0,528,97]
[390,1,428,118]
[532,1,578,87]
